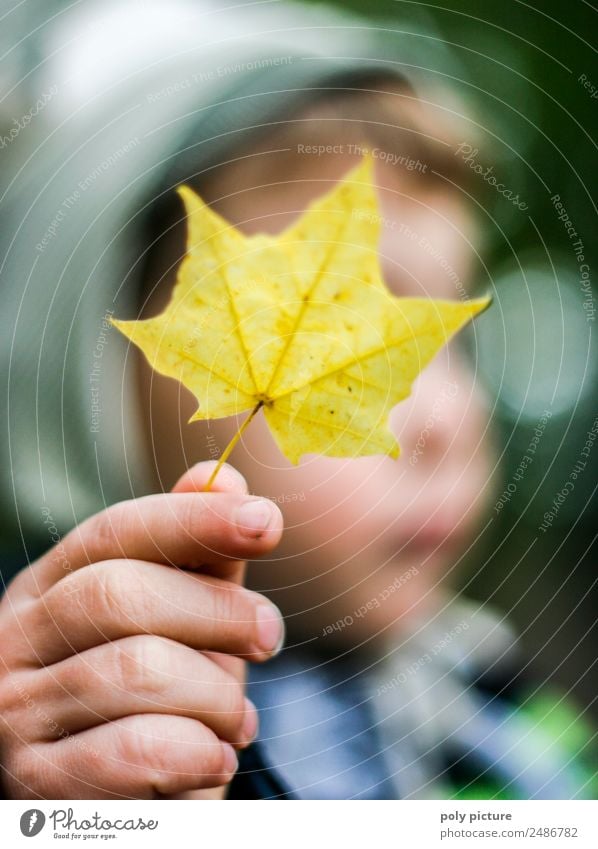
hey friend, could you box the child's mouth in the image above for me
[391,511,467,556]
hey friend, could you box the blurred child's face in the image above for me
[144,148,493,647]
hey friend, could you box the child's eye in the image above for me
[378,262,424,298]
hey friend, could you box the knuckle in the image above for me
[113,636,171,698]
[80,507,120,560]
[37,569,89,630]
[49,567,84,605]
[115,715,231,794]
[0,671,27,721]
[43,559,137,634]
[203,582,252,649]
[113,716,152,767]
[169,497,212,569]
[215,678,246,728]
[181,494,212,543]
[46,561,105,615]
[212,582,251,631]
[112,719,178,794]
[84,562,130,625]
[57,656,90,700]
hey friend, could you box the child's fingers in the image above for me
[22,559,285,666]
[28,488,282,595]
[13,636,257,748]
[6,461,251,604]
[170,461,250,583]
[171,461,248,496]
[16,715,238,799]
[201,649,245,683]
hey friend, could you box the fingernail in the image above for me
[221,742,239,775]
[235,499,276,538]
[241,698,259,743]
[254,601,285,657]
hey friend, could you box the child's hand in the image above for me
[0,462,284,799]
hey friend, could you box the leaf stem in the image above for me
[203,401,264,491]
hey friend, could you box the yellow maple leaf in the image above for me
[112,157,489,489]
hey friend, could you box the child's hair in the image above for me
[197,76,477,205]
[141,73,480,298]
